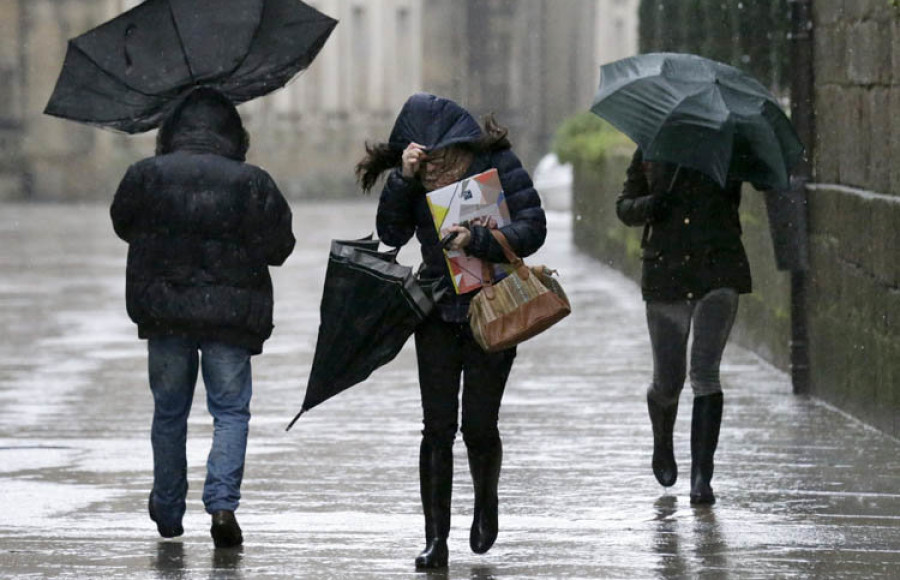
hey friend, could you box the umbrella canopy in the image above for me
[591,52,804,191]
[286,238,445,430]
[44,0,337,133]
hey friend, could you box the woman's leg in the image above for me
[688,288,739,504]
[413,315,463,569]
[645,300,693,487]
[461,333,515,555]
[147,336,199,537]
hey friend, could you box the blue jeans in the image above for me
[147,336,252,529]
[645,288,739,404]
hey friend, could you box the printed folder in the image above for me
[426,168,512,294]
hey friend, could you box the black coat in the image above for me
[616,149,751,302]
[110,94,295,354]
[377,94,546,322]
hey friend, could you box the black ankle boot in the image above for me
[148,491,184,539]
[415,438,452,569]
[467,440,502,554]
[690,393,723,505]
[647,393,679,487]
[210,510,243,548]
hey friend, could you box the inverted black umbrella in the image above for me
[285,238,445,430]
[44,0,337,133]
[591,52,804,191]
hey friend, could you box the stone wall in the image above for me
[808,1,900,437]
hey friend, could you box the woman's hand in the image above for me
[401,143,428,179]
[443,217,497,251]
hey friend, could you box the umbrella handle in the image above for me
[285,408,306,432]
[666,165,682,194]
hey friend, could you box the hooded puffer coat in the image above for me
[376,93,547,322]
[110,88,295,354]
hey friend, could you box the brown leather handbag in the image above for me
[468,230,571,353]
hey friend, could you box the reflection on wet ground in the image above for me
[2,201,900,578]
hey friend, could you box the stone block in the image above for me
[847,21,892,85]
[813,85,843,183]
[845,0,888,21]
[867,194,900,289]
[815,24,848,85]
[891,89,900,190]
[838,88,870,188]
[892,20,900,85]
[815,0,845,25]
[865,88,892,192]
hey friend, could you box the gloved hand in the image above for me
[650,192,680,222]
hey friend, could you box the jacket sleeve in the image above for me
[467,148,547,262]
[376,168,422,248]
[252,171,296,266]
[615,148,657,226]
[110,164,144,243]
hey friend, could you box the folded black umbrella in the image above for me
[286,237,445,430]
[44,0,337,133]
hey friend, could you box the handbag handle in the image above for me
[479,229,530,300]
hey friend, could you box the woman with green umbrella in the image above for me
[597,52,802,505]
[616,149,751,505]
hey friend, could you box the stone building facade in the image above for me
[1,0,628,200]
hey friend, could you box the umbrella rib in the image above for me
[166,0,196,85]
[66,42,163,99]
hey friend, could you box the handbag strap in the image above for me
[479,229,531,300]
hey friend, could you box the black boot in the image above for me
[210,510,243,548]
[415,438,452,569]
[647,392,679,487]
[690,393,723,505]
[148,491,184,539]
[467,440,502,554]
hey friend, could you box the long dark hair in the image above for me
[355,113,512,193]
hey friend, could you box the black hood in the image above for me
[156,87,248,161]
[387,93,483,153]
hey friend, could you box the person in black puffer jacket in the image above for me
[357,93,546,570]
[110,87,295,547]
[616,147,751,506]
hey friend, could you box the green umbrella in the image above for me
[591,52,804,191]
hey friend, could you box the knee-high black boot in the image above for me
[415,438,453,569]
[467,439,502,554]
[690,393,723,505]
[647,391,679,487]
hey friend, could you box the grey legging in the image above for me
[646,288,739,404]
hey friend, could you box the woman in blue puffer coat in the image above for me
[356,93,546,569]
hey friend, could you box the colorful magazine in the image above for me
[426,168,512,294]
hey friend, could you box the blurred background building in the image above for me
[0,0,639,200]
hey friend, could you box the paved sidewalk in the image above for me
[1,201,900,579]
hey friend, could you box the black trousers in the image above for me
[414,314,516,451]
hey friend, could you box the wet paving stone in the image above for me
[1,201,900,578]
